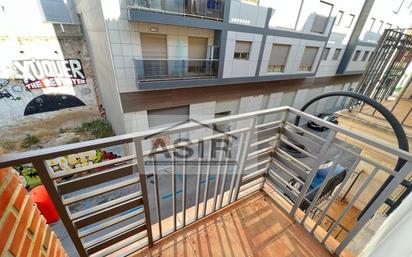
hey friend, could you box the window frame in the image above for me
[352,50,362,61]
[361,51,370,61]
[267,43,291,73]
[299,46,319,72]
[332,48,342,60]
[322,47,331,60]
[234,41,252,61]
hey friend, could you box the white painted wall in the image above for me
[0,0,99,127]
[229,0,267,28]
[74,0,125,134]
[346,45,376,72]
[360,190,412,257]
[107,19,214,92]
[259,36,324,76]
[223,31,262,78]
[359,0,412,43]
[189,101,216,139]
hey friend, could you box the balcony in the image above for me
[134,59,219,81]
[1,106,411,257]
[128,0,224,20]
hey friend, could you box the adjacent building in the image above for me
[68,0,411,136]
[2,0,411,137]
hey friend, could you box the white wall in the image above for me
[259,36,324,76]
[189,101,216,139]
[345,45,375,72]
[107,19,214,92]
[0,0,99,127]
[316,0,366,77]
[360,189,412,257]
[359,0,412,43]
[223,31,262,78]
[229,0,267,28]
[75,0,125,134]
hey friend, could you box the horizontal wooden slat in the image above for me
[250,135,278,147]
[239,177,265,192]
[241,167,267,186]
[74,197,143,229]
[57,162,135,195]
[271,159,305,184]
[276,148,311,172]
[79,208,144,238]
[85,220,146,255]
[279,137,316,159]
[247,146,273,159]
[71,191,141,220]
[63,176,140,205]
[275,150,309,180]
[91,232,148,257]
[244,159,270,171]
[255,120,283,129]
[268,169,300,195]
[283,127,321,152]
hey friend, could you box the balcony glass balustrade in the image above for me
[134,59,219,81]
[129,0,224,20]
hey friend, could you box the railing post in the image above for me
[262,109,289,189]
[32,160,88,257]
[234,117,256,201]
[291,130,337,217]
[133,138,154,245]
[335,162,412,255]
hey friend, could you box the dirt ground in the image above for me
[0,106,103,154]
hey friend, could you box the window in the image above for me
[322,47,331,60]
[332,48,342,60]
[311,1,333,33]
[267,44,291,72]
[148,106,190,129]
[362,51,370,61]
[299,46,319,71]
[335,11,344,26]
[234,41,251,60]
[346,14,355,28]
[352,50,362,61]
[369,51,374,62]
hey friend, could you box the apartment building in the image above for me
[27,0,412,136]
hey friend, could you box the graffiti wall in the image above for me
[0,27,101,128]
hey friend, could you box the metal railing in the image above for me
[128,0,224,20]
[134,59,219,81]
[1,106,412,257]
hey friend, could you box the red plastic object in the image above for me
[29,185,59,224]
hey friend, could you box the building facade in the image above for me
[20,0,412,135]
[0,0,102,129]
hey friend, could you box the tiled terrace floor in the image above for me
[131,192,332,257]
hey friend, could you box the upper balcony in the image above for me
[1,106,411,257]
[128,0,225,21]
[134,59,219,81]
